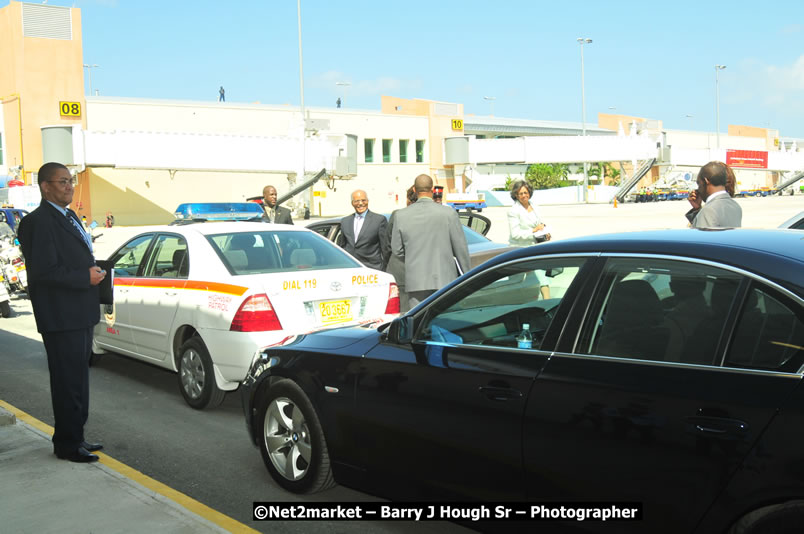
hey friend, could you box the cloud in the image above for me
[733,55,804,114]
[312,70,422,96]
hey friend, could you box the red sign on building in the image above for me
[726,150,768,169]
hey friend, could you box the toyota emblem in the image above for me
[330,281,342,292]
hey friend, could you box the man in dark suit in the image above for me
[340,189,389,271]
[391,175,470,311]
[17,162,106,463]
[261,185,293,224]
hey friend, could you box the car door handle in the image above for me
[165,291,177,296]
[479,386,523,402]
[686,416,749,436]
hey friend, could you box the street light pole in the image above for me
[297,0,310,213]
[577,37,592,203]
[483,96,496,116]
[83,64,99,96]
[714,64,726,149]
[335,81,351,108]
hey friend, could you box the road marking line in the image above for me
[0,399,259,534]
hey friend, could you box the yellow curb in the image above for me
[0,399,259,534]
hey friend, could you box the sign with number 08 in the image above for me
[59,101,82,118]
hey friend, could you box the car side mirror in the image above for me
[386,316,414,344]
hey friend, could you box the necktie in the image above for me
[67,211,93,252]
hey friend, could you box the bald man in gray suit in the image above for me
[686,161,742,228]
[391,174,470,311]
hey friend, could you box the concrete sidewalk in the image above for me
[0,404,254,533]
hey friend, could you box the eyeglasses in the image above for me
[46,178,77,187]
[352,200,368,204]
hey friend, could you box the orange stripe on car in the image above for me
[115,277,248,296]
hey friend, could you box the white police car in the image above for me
[92,204,399,409]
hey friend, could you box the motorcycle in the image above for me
[0,266,11,318]
[0,222,26,295]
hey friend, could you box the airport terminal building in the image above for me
[2,2,802,225]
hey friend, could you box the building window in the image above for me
[364,138,375,163]
[399,139,409,163]
[416,140,425,163]
[382,139,392,163]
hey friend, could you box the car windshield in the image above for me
[207,230,360,275]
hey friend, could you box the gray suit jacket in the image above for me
[690,193,742,228]
[384,210,404,286]
[340,210,388,271]
[262,205,293,225]
[391,197,470,292]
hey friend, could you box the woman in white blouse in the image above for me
[507,180,551,298]
[507,180,550,247]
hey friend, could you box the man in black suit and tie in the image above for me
[340,189,389,271]
[261,185,294,224]
[17,162,106,463]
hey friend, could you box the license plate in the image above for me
[319,299,352,325]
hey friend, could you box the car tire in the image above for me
[729,501,804,534]
[0,300,11,318]
[256,379,335,494]
[177,337,225,410]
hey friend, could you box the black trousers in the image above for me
[41,327,93,454]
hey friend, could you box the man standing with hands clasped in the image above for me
[340,189,389,271]
[261,185,294,224]
[392,174,470,311]
[17,162,106,463]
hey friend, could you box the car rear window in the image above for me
[207,230,360,275]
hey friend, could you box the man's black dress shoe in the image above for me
[81,441,103,452]
[56,447,99,463]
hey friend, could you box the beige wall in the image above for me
[88,168,292,226]
[381,96,465,190]
[85,99,432,218]
[597,112,662,135]
[0,3,85,182]
[87,164,431,224]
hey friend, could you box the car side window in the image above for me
[109,235,154,277]
[726,284,804,372]
[143,235,188,279]
[416,259,585,350]
[578,258,742,365]
[310,224,333,239]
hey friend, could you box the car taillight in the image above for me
[230,294,283,332]
[384,283,400,314]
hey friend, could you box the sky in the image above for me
[7,0,804,138]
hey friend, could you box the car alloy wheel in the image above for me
[180,348,205,400]
[177,337,225,410]
[264,396,311,481]
[256,379,334,493]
